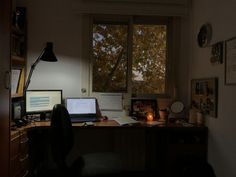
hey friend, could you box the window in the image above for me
[92,23,128,92]
[132,24,167,94]
[92,16,170,96]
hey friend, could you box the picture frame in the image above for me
[130,98,158,120]
[211,41,223,64]
[225,37,236,85]
[191,78,218,118]
[11,68,22,95]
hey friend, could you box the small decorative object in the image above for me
[159,109,168,121]
[197,23,212,48]
[12,7,26,31]
[191,78,218,117]
[211,42,223,64]
[225,37,236,85]
[146,112,154,121]
[189,108,197,124]
[196,111,204,125]
[131,99,158,120]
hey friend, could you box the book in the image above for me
[113,116,139,126]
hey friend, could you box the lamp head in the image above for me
[39,42,58,62]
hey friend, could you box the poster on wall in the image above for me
[225,37,236,84]
[191,78,218,118]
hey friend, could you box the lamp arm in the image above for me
[23,49,45,94]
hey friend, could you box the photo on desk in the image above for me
[130,99,158,120]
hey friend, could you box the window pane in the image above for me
[132,25,167,94]
[92,24,128,92]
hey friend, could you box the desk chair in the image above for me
[50,104,123,177]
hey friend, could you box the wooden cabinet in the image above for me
[10,130,30,177]
[0,0,11,176]
[11,7,27,98]
[146,127,208,177]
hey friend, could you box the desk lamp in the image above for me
[23,42,58,92]
[23,42,58,120]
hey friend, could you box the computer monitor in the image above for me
[25,90,62,119]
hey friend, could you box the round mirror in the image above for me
[170,101,184,114]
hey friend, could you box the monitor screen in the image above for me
[26,90,62,114]
[66,98,96,115]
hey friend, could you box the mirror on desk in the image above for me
[168,100,185,121]
[170,101,184,114]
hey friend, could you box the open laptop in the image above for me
[65,97,98,123]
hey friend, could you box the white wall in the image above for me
[191,0,236,176]
[22,0,191,104]
[23,0,83,98]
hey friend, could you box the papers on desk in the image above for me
[146,121,165,126]
[113,116,139,126]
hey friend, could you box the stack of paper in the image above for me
[113,116,139,126]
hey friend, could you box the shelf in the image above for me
[11,26,24,36]
[11,55,25,66]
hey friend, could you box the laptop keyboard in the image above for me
[70,117,97,123]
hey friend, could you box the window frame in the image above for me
[89,15,174,98]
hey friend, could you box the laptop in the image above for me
[65,97,98,123]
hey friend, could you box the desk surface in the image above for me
[11,120,206,139]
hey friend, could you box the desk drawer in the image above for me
[11,130,30,177]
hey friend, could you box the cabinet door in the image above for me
[0,0,11,176]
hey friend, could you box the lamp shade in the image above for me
[23,42,58,93]
[39,42,58,62]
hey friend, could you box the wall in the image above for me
[20,0,191,118]
[19,0,83,98]
[190,0,236,176]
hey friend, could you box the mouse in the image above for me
[14,119,24,127]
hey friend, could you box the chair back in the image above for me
[50,104,74,168]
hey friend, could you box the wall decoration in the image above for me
[211,41,223,64]
[225,37,236,84]
[131,99,158,120]
[197,23,212,48]
[191,78,218,118]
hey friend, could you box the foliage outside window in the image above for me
[132,25,166,94]
[92,24,128,92]
[92,18,168,95]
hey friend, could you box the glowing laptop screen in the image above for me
[66,98,96,115]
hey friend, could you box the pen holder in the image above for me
[159,109,168,122]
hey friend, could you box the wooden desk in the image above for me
[11,120,208,177]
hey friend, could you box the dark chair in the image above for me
[50,104,123,177]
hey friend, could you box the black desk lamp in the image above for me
[23,42,58,93]
[23,42,58,120]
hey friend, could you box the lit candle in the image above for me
[146,112,154,121]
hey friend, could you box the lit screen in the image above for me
[26,90,62,114]
[66,98,96,115]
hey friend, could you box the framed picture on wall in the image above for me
[191,78,218,118]
[130,98,158,120]
[225,37,236,85]
[11,68,22,95]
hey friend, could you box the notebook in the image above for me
[65,97,98,123]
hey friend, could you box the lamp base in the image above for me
[40,112,46,121]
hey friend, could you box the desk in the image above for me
[11,120,208,177]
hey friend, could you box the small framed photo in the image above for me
[211,41,223,64]
[131,99,158,120]
[225,37,236,85]
[191,78,218,117]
